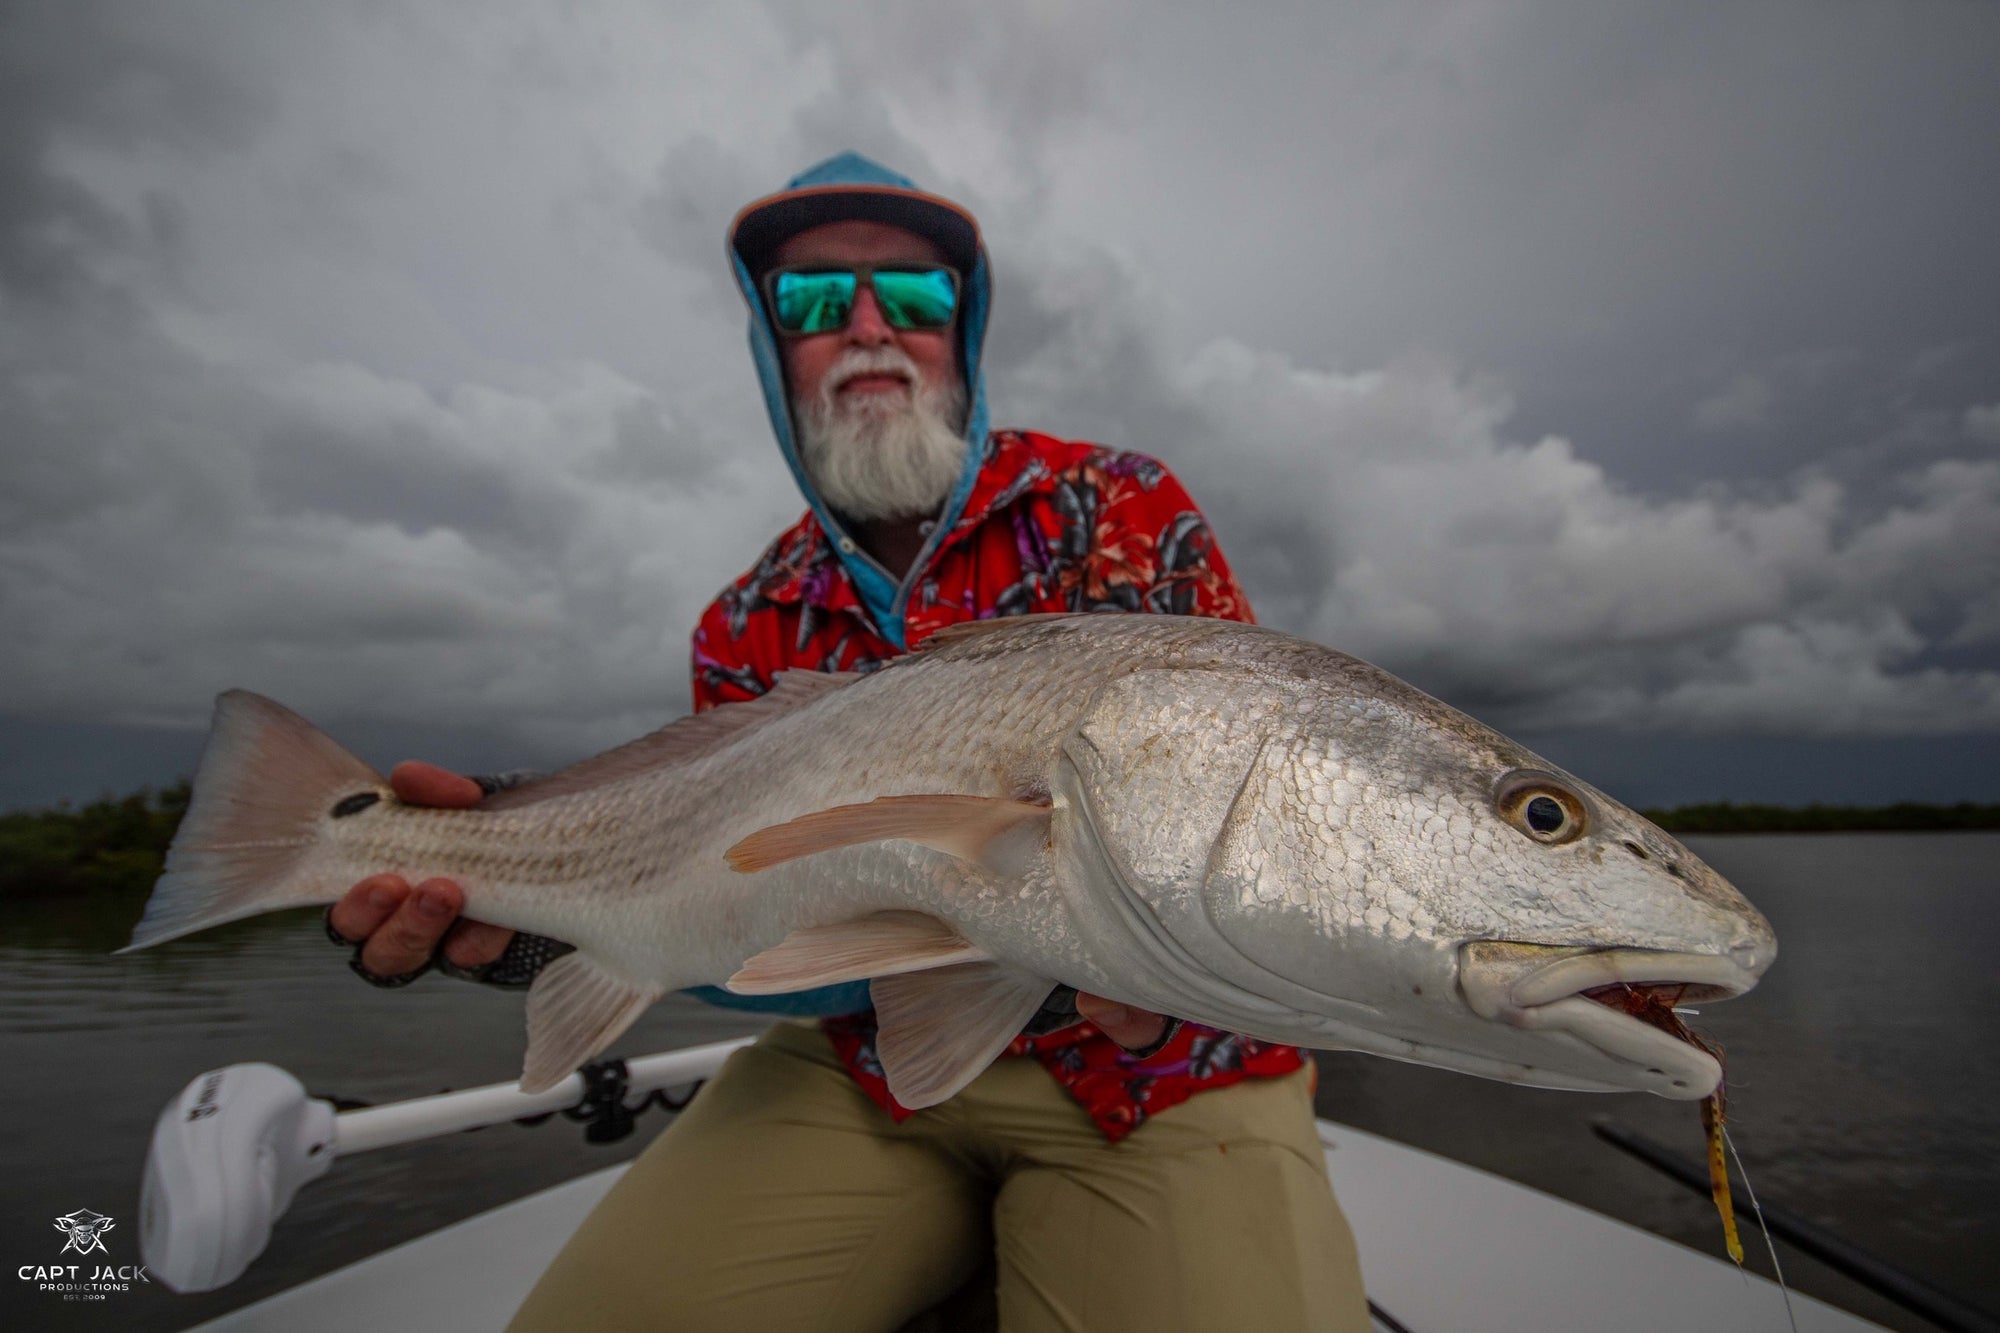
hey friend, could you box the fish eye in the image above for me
[1494,772,1588,845]
[331,791,381,819]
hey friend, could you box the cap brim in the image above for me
[730,184,981,276]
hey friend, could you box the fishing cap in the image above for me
[729,151,982,275]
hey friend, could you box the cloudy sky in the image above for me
[3,0,1997,810]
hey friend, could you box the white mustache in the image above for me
[824,348,921,397]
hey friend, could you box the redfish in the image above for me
[126,614,1775,1107]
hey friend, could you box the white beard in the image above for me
[794,348,969,522]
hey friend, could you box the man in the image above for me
[327,154,1369,1331]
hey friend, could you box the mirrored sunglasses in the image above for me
[764,264,960,336]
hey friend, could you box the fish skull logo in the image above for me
[54,1209,114,1257]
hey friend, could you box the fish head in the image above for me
[1052,652,1775,1099]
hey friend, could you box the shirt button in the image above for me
[837,537,856,554]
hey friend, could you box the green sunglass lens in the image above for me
[771,267,956,333]
[872,269,957,329]
[773,271,857,334]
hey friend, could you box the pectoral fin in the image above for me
[871,963,1054,1109]
[725,795,1051,876]
[728,911,989,994]
[521,953,663,1093]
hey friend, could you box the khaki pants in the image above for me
[509,1022,1368,1332]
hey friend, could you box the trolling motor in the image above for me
[141,1064,337,1293]
[137,1038,752,1292]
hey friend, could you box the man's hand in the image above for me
[1075,992,1174,1053]
[325,762,516,981]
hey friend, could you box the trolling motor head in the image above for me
[141,1063,336,1292]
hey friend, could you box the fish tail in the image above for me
[121,691,386,952]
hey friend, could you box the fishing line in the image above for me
[1723,1123,1798,1333]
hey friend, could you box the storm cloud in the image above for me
[3,0,1996,808]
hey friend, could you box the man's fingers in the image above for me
[443,917,515,970]
[334,766,479,982]
[358,878,465,977]
[328,874,413,944]
[335,873,510,981]
[1075,991,1170,1052]
[390,761,484,809]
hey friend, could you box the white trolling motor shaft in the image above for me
[139,1037,753,1292]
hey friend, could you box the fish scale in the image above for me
[126,613,1775,1109]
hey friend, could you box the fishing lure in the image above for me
[1588,982,1742,1263]
[1701,1088,1744,1264]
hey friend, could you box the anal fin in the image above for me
[522,953,663,1093]
[872,963,1054,1109]
[728,911,989,994]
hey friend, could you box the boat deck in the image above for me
[194,1119,1880,1332]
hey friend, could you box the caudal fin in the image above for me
[122,691,386,952]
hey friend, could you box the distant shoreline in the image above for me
[1640,801,2000,834]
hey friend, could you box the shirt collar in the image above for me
[746,431,1064,611]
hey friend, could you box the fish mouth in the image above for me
[1458,943,1760,1099]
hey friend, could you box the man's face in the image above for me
[771,220,962,411]
[769,219,970,522]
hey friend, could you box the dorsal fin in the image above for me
[910,613,1090,656]
[483,670,857,810]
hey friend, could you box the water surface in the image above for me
[2,834,1993,1331]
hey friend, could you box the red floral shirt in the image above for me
[689,429,1305,1141]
